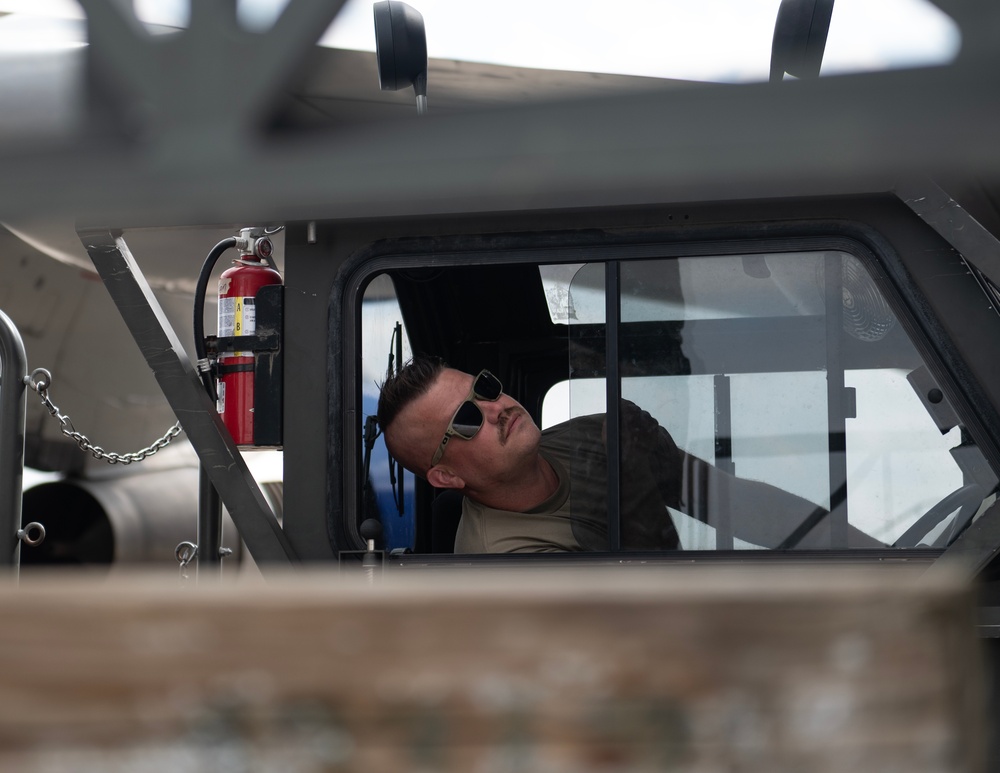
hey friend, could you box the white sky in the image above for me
[0,0,961,82]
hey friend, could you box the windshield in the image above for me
[547,249,997,550]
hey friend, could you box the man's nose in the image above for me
[479,397,506,424]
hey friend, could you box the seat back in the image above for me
[430,489,464,553]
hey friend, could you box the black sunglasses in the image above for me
[430,370,503,467]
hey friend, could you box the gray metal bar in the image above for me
[712,374,734,550]
[0,309,27,568]
[896,179,1000,294]
[198,466,224,578]
[79,228,297,567]
[4,48,1000,227]
[605,261,621,552]
[825,252,849,547]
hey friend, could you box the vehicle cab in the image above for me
[282,189,1000,586]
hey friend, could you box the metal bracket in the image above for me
[897,179,1000,575]
[79,228,297,567]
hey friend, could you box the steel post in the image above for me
[0,309,27,568]
[198,466,224,578]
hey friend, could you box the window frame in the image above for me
[335,221,1000,563]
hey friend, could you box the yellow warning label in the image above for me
[218,296,256,357]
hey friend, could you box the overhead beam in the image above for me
[0,0,996,227]
[0,57,998,228]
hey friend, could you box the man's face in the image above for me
[389,368,542,489]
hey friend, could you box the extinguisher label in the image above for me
[241,298,257,335]
[216,380,225,414]
[219,297,235,337]
[219,297,256,356]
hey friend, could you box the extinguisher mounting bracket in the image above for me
[210,334,281,356]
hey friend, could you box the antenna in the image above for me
[373,1,429,115]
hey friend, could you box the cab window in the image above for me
[359,245,998,554]
[360,274,415,552]
[542,251,997,550]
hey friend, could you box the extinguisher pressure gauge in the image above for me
[236,227,274,262]
[254,237,273,261]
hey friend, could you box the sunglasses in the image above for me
[429,370,503,467]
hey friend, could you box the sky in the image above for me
[0,0,961,83]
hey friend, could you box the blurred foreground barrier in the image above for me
[0,566,984,772]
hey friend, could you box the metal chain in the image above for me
[24,368,183,465]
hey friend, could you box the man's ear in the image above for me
[427,465,465,491]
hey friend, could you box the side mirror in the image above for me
[770,0,835,82]
[373,1,428,114]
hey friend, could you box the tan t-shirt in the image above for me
[452,407,691,554]
[454,449,579,553]
[453,416,617,553]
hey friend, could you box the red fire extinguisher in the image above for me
[216,230,281,446]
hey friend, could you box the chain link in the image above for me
[25,368,183,465]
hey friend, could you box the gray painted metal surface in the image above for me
[899,178,1000,576]
[897,178,1000,293]
[7,62,998,228]
[0,2,993,227]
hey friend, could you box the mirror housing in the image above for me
[373,1,428,114]
[770,0,835,82]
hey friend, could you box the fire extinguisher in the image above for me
[194,227,284,448]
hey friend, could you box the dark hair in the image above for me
[377,357,446,431]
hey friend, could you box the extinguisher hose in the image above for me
[194,237,238,402]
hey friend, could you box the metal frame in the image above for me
[823,251,850,547]
[897,179,1000,575]
[897,178,1000,291]
[328,195,1000,562]
[0,4,997,227]
[712,375,734,550]
[604,260,622,552]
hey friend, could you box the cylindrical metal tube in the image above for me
[198,465,223,578]
[0,309,27,569]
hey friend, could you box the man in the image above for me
[378,357,878,553]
